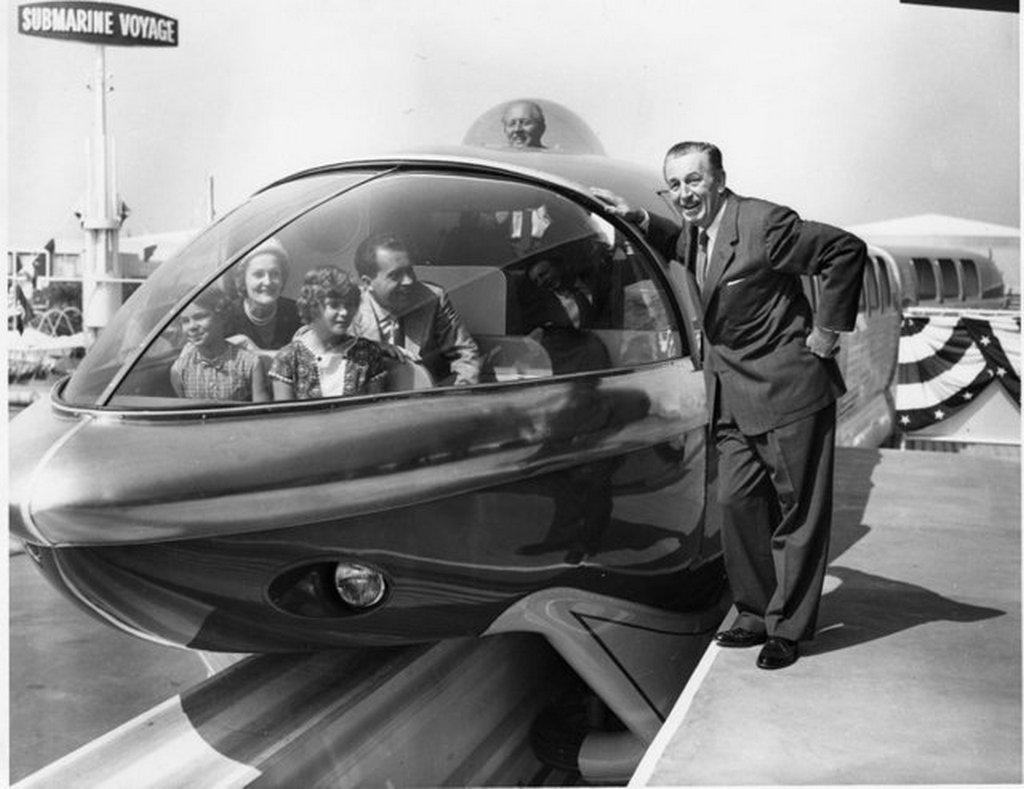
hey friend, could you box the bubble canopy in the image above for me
[462,98,606,156]
[59,157,685,408]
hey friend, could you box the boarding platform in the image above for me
[631,446,1021,786]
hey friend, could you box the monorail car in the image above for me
[8,125,911,761]
[10,149,724,651]
[830,243,903,449]
[8,144,911,650]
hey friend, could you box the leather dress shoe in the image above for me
[714,627,767,648]
[756,637,799,670]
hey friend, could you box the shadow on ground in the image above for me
[808,564,1006,655]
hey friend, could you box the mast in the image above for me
[81,43,123,346]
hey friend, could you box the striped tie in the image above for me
[381,314,404,347]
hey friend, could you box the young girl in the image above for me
[270,266,388,400]
[170,289,270,402]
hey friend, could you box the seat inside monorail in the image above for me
[414,253,679,382]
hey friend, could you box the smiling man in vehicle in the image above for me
[351,232,482,387]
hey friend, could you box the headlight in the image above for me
[333,562,387,608]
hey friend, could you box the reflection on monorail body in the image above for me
[16,369,717,651]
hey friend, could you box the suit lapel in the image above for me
[679,224,698,275]
[701,193,738,309]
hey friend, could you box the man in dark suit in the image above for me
[595,141,866,669]
[519,254,610,375]
[524,255,596,331]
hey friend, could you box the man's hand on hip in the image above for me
[806,326,840,358]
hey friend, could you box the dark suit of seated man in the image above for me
[519,255,610,375]
[350,233,482,386]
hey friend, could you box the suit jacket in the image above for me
[649,190,866,434]
[351,282,482,386]
[519,280,596,332]
[516,278,609,374]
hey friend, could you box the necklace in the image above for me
[244,300,278,327]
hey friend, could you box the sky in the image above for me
[3,0,1021,250]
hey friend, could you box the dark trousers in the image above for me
[714,394,836,642]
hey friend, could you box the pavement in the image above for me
[8,551,209,783]
[631,447,1022,786]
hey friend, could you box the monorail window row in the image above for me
[909,255,999,304]
[805,247,1002,316]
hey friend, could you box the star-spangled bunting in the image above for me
[896,313,1021,431]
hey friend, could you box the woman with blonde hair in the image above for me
[223,238,302,350]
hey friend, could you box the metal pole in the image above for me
[81,43,121,345]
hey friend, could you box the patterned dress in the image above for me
[171,342,263,401]
[269,327,388,399]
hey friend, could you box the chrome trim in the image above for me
[49,361,643,423]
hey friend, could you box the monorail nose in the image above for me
[8,398,82,547]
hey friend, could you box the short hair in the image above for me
[230,238,291,301]
[354,233,410,279]
[503,100,546,126]
[188,287,231,317]
[664,141,724,175]
[297,266,362,324]
[526,254,564,275]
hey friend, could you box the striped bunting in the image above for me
[896,313,1020,431]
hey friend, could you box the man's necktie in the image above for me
[696,230,709,292]
[563,289,583,328]
[559,286,592,329]
[381,314,404,347]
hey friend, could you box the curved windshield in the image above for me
[92,169,684,410]
[63,172,381,406]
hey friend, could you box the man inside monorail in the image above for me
[502,100,547,149]
[352,233,482,386]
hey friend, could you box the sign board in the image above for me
[899,0,1017,9]
[18,1,178,46]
